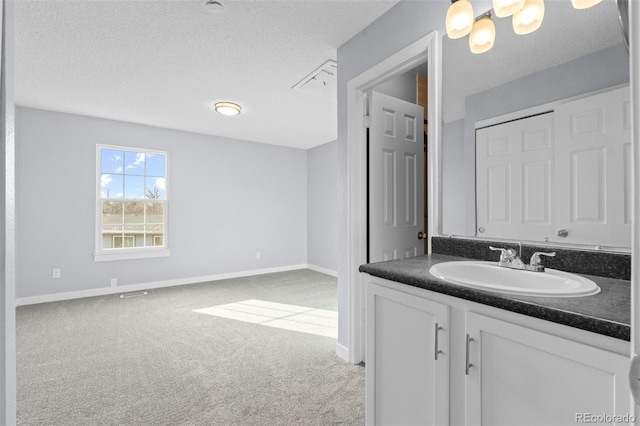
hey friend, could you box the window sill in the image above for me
[94,248,170,262]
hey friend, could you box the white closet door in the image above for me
[554,86,631,247]
[476,113,554,241]
[369,91,425,262]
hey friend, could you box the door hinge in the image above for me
[364,115,372,128]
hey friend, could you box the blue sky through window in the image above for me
[100,148,166,199]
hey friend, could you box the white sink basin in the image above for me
[428,261,600,297]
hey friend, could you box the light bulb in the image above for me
[469,16,495,54]
[571,0,601,9]
[446,0,475,39]
[493,0,525,17]
[513,0,544,35]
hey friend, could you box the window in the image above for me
[95,146,169,261]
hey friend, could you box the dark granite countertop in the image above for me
[359,254,631,341]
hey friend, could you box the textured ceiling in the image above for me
[15,0,399,149]
[442,0,626,123]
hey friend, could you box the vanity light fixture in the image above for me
[469,12,496,54]
[512,0,545,35]
[570,0,601,9]
[492,0,525,17]
[214,101,242,116]
[446,0,475,39]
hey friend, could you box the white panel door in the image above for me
[476,113,554,241]
[554,86,631,247]
[465,312,630,426]
[369,91,425,262]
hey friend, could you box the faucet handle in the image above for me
[489,246,516,263]
[530,251,556,267]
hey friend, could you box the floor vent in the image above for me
[119,291,148,299]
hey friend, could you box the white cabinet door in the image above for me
[369,91,425,262]
[465,312,630,426]
[476,113,554,241]
[366,282,449,426]
[554,86,631,247]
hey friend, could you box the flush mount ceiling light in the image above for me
[446,0,475,39]
[512,0,545,35]
[469,12,496,54]
[214,102,242,116]
[492,0,525,17]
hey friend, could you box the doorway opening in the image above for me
[366,63,429,264]
[346,31,441,364]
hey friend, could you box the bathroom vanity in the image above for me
[359,238,632,426]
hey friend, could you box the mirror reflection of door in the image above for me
[475,85,631,248]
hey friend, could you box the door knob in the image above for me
[417,232,427,240]
[557,229,569,238]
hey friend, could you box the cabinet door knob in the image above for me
[557,229,569,238]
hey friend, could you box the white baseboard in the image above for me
[335,342,350,362]
[306,264,338,277]
[16,264,311,306]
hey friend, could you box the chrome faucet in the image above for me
[489,246,556,272]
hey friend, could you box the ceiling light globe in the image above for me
[512,0,545,35]
[214,102,242,116]
[571,0,601,9]
[493,0,525,17]
[446,0,475,39]
[469,16,495,54]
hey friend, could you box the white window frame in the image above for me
[94,144,170,262]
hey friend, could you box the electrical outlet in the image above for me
[256,252,261,259]
[110,278,118,287]
[52,268,61,279]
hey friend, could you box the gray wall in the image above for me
[374,70,417,103]
[16,107,308,298]
[442,44,630,236]
[336,0,449,354]
[441,118,465,235]
[307,140,337,273]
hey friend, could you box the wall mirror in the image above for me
[440,0,630,250]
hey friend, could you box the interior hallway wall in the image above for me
[307,140,337,275]
[16,107,308,299]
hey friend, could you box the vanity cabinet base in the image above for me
[364,275,632,426]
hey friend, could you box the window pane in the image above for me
[145,177,166,200]
[101,174,124,199]
[145,202,164,221]
[124,175,145,199]
[101,149,124,174]
[146,153,166,177]
[102,201,123,236]
[124,151,145,175]
[102,200,123,216]
[123,202,144,220]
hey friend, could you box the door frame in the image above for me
[346,31,442,364]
